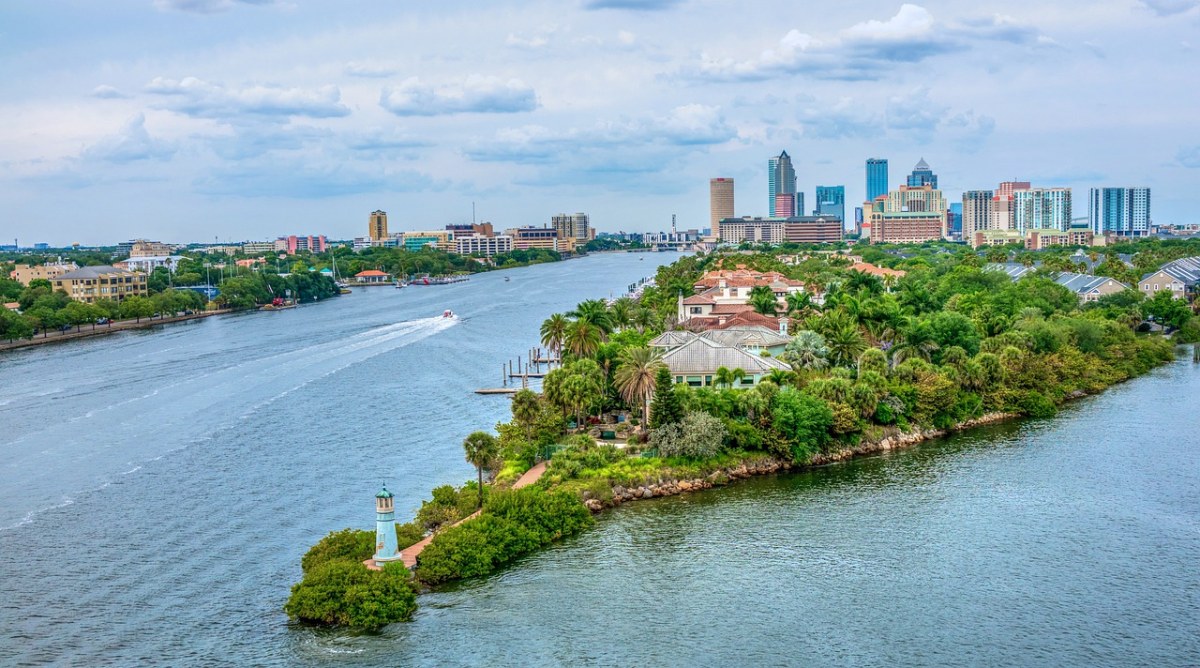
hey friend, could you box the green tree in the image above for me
[564,319,602,359]
[649,366,684,429]
[782,330,829,370]
[462,431,499,509]
[771,388,834,460]
[539,313,569,359]
[120,295,155,323]
[613,346,664,424]
[748,285,778,316]
[568,299,614,334]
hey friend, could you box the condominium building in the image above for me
[717,216,842,244]
[368,210,389,242]
[1013,188,1072,232]
[274,235,327,254]
[865,184,947,243]
[552,213,591,242]
[455,234,513,257]
[51,266,148,303]
[9,261,78,286]
[709,178,734,238]
[1089,187,1151,237]
[962,190,994,245]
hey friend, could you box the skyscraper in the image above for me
[709,178,734,238]
[815,185,846,225]
[768,151,796,216]
[1089,187,1151,236]
[369,210,388,242]
[962,190,994,244]
[906,158,937,188]
[866,158,888,203]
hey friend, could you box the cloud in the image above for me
[506,32,551,49]
[345,128,434,153]
[344,60,400,78]
[91,85,128,99]
[145,77,351,119]
[152,0,284,13]
[1138,0,1200,16]
[694,4,1051,82]
[379,76,538,116]
[82,114,175,163]
[194,163,437,198]
[465,104,735,163]
[797,99,882,140]
[1177,145,1200,168]
[584,0,681,9]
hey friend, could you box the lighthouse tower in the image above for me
[373,485,401,564]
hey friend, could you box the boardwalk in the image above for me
[396,461,549,569]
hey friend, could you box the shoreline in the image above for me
[0,309,234,352]
[585,411,1021,511]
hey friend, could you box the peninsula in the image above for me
[286,239,1199,629]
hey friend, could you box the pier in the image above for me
[475,346,559,394]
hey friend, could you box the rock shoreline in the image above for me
[581,411,1016,513]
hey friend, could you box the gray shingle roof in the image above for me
[662,337,791,375]
[700,326,790,349]
[1145,257,1200,286]
[55,265,135,280]
[649,331,698,349]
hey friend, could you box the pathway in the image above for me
[393,461,549,570]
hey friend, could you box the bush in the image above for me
[284,561,417,629]
[651,411,727,459]
[415,487,593,585]
[301,529,375,573]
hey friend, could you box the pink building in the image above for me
[773,193,795,218]
[276,235,327,255]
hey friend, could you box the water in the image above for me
[1,253,1197,666]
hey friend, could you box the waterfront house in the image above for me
[353,269,392,284]
[661,336,791,388]
[678,267,810,324]
[650,325,791,357]
[1138,257,1200,302]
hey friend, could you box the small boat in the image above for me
[395,280,407,289]
[442,310,456,319]
[504,276,511,282]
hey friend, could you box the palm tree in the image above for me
[825,320,867,367]
[748,285,778,316]
[632,307,657,334]
[462,431,499,509]
[564,319,602,358]
[609,297,635,331]
[613,346,664,424]
[540,314,569,360]
[714,366,733,389]
[785,291,815,319]
[568,299,614,334]
[730,367,747,387]
[781,330,829,370]
[890,320,940,367]
[765,368,794,387]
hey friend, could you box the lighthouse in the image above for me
[373,485,401,564]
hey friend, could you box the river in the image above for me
[1,252,1197,666]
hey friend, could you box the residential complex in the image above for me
[10,261,79,285]
[717,217,843,245]
[1138,257,1200,301]
[1013,188,1072,232]
[1089,187,1151,237]
[709,178,734,239]
[275,235,327,254]
[51,266,148,303]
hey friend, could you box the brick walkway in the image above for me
[393,461,549,569]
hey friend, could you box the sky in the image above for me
[1,0,1198,246]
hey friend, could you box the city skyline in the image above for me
[2,1,1198,245]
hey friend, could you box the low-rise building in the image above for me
[401,230,455,252]
[1138,257,1200,302]
[115,255,185,273]
[241,241,276,254]
[275,235,327,255]
[353,269,392,284]
[507,226,574,253]
[868,210,946,244]
[10,261,78,286]
[973,229,1024,248]
[455,234,513,257]
[1053,272,1128,302]
[51,266,148,303]
[127,240,176,257]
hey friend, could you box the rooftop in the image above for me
[661,336,791,376]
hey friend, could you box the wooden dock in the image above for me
[475,387,518,395]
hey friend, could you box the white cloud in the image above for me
[91,85,128,99]
[344,60,400,78]
[1138,0,1200,16]
[145,77,351,119]
[379,76,538,116]
[153,0,286,13]
[82,114,175,163]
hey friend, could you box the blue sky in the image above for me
[1,0,1197,245]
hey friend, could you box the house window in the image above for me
[704,375,713,386]
[687,376,703,387]
[690,307,702,314]
[740,377,755,386]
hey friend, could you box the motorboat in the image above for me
[442,310,456,318]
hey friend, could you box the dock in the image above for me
[476,346,559,395]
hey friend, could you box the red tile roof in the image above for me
[849,262,906,278]
[355,270,389,277]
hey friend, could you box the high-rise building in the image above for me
[815,185,846,225]
[866,158,889,203]
[865,184,947,244]
[1012,188,1073,232]
[552,213,591,242]
[1089,187,1151,237]
[992,181,1031,231]
[709,178,735,238]
[948,202,963,239]
[768,151,796,216]
[773,193,796,218]
[962,190,994,245]
[906,158,937,188]
[369,210,388,242]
